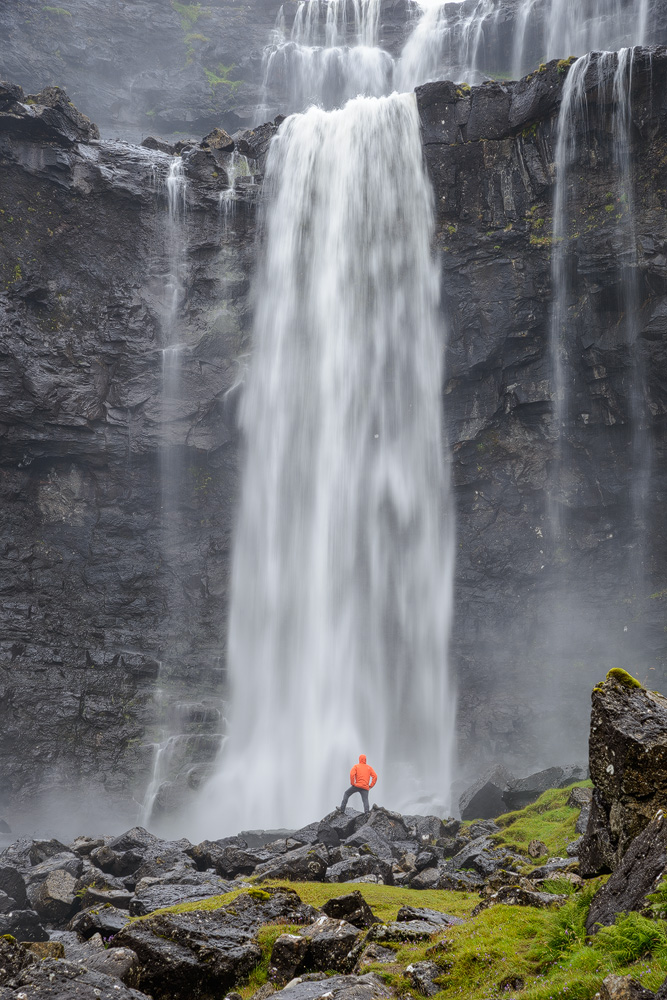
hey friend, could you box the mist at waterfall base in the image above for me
[189,92,456,838]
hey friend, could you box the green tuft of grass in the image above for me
[606,668,643,689]
[491,783,592,858]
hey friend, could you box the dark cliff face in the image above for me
[1,48,666,825]
[417,49,667,771]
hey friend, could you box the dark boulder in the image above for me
[580,671,667,875]
[270,932,310,983]
[141,135,175,154]
[0,933,36,978]
[80,887,133,911]
[396,906,463,927]
[459,765,515,820]
[129,877,231,916]
[0,908,48,942]
[325,855,393,885]
[253,844,329,882]
[472,885,568,916]
[586,811,667,933]
[0,86,99,146]
[501,765,588,811]
[0,956,151,999]
[322,891,379,929]
[300,916,363,973]
[30,868,79,924]
[343,826,393,861]
[69,904,130,940]
[449,836,518,878]
[269,973,389,1000]
[404,960,442,996]
[202,127,234,152]
[364,808,409,842]
[0,865,27,907]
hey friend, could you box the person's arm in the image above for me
[369,767,377,788]
[350,765,357,786]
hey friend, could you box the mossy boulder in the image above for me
[579,672,667,875]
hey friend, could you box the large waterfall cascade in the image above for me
[183,0,662,834]
[196,92,455,833]
[260,0,659,119]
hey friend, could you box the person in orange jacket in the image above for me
[339,754,377,814]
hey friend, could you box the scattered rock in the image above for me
[404,960,442,996]
[0,908,49,942]
[459,765,516,820]
[355,943,396,969]
[0,866,27,907]
[600,974,657,1000]
[253,844,329,882]
[528,840,548,858]
[301,916,363,973]
[396,906,463,927]
[472,885,568,915]
[69,903,130,940]
[322,891,379,928]
[0,956,151,998]
[368,920,437,942]
[31,868,78,924]
[270,933,309,983]
[270,972,390,1000]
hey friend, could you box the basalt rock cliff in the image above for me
[0,47,666,826]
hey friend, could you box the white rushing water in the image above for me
[198,91,455,833]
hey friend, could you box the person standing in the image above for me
[339,754,377,814]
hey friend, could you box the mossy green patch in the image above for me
[491,783,592,857]
[606,668,643,689]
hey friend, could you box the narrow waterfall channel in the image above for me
[198,92,455,833]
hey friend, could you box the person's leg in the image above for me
[360,789,369,814]
[340,786,355,811]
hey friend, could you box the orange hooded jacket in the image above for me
[350,754,377,790]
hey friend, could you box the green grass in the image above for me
[491,783,592,858]
[131,786,667,1000]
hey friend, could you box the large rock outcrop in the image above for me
[578,669,667,875]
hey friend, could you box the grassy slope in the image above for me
[152,784,667,1000]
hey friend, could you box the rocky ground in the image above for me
[1,670,666,1000]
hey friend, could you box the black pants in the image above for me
[340,785,370,813]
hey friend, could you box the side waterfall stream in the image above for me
[198,92,455,832]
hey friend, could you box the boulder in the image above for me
[31,868,78,924]
[600,975,657,1000]
[80,887,133,911]
[322,891,379,929]
[0,86,99,146]
[0,866,26,907]
[364,808,409,842]
[396,906,463,927]
[24,940,66,959]
[343,826,394,861]
[202,127,235,152]
[0,907,48,941]
[459,765,515,820]
[129,878,231,916]
[0,891,15,913]
[270,933,310,983]
[567,787,593,809]
[69,837,106,857]
[528,840,548,858]
[0,956,151,999]
[472,885,568,916]
[501,765,588,811]
[269,973,389,1000]
[253,844,329,881]
[325,855,393,885]
[404,960,442,996]
[301,916,363,973]
[69,903,130,940]
[355,942,396,969]
[141,135,175,154]
[0,933,36,979]
[586,811,667,933]
[449,836,518,877]
[368,920,438,942]
[579,671,667,875]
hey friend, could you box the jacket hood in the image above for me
[359,754,366,763]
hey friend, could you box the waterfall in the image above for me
[261,0,392,116]
[198,92,455,833]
